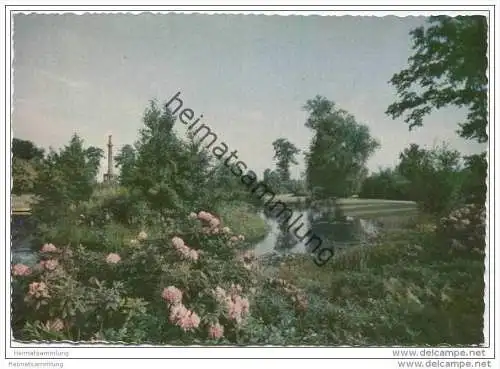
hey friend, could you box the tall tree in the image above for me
[128,100,212,214]
[272,138,300,183]
[386,16,487,143]
[304,96,379,198]
[32,134,103,223]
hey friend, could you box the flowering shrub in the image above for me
[437,204,486,254]
[11,209,276,344]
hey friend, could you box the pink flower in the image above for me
[225,294,250,324]
[168,303,200,332]
[169,303,188,323]
[230,283,243,295]
[187,249,199,261]
[227,299,243,323]
[229,236,239,243]
[45,318,64,332]
[239,297,250,314]
[12,263,31,276]
[162,286,183,305]
[197,211,214,222]
[171,236,185,250]
[105,253,121,264]
[43,259,59,271]
[208,322,224,339]
[137,231,148,241]
[211,227,220,235]
[178,310,200,332]
[188,212,198,220]
[172,238,199,262]
[28,281,49,299]
[41,243,58,253]
[209,217,221,228]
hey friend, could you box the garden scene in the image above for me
[11,15,487,346]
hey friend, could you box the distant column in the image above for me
[106,135,113,182]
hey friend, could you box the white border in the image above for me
[1,1,497,365]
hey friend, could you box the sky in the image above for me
[12,13,486,180]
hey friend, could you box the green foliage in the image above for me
[12,209,264,344]
[303,96,380,198]
[31,134,103,225]
[386,16,487,143]
[359,168,410,200]
[272,138,300,183]
[215,201,269,243]
[437,203,486,254]
[12,158,38,195]
[461,152,487,206]
[12,138,45,195]
[120,101,216,215]
[262,168,282,193]
[397,143,463,215]
[114,144,136,187]
[12,138,45,161]
[204,163,253,207]
[277,225,484,345]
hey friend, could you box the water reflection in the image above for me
[253,206,379,257]
[11,215,38,266]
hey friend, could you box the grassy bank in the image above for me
[215,201,270,244]
[273,225,484,345]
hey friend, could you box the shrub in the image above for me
[11,209,271,344]
[437,204,486,254]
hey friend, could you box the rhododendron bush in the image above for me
[437,204,486,254]
[11,210,289,344]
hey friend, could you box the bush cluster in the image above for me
[12,210,275,344]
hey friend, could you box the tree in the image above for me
[114,144,137,187]
[32,134,103,223]
[304,96,380,198]
[12,138,45,161]
[272,138,300,184]
[262,168,282,193]
[386,16,487,143]
[12,158,38,195]
[127,100,212,215]
[11,138,45,194]
[461,152,487,205]
[359,168,410,200]
[397,142,463,215]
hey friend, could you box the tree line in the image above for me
[12,15,487,219]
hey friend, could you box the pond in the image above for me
[11,207,381,265]
[253,206,380,257]
[11,215,39,266]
